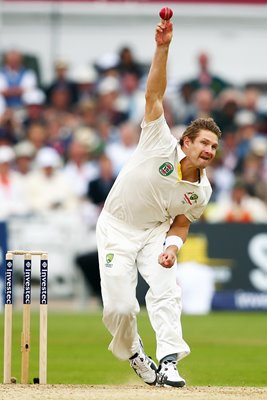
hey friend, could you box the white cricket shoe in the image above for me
[130,347,157,385]
[157,360,186,387]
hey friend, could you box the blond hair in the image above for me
[179,118,222,146]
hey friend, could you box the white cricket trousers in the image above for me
[96,210,190,362]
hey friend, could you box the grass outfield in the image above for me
[0,310,266,386]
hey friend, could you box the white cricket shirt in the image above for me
[104,114,212,229]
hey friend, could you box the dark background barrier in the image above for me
[2,221,266,311]
[190,223,267,292]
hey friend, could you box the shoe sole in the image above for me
[156,375,186,388]
[144,359,158,386]
[145,375,157,386]
[161,380,186,388]
[131,355,158,386]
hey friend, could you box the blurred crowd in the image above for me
[1,46,267,224]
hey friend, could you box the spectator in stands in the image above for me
[0,145,30,219]
[44,85,79,143]
[184,51,231,97]
[183,87,215,125]
[169,82,195,125]
[78,99,98,130]
[205,180,267,223]
[117,46,144,79]
[47,85,73,114]
[0,49,38,108]
[220,131,239,171]
[73,65,98,104]
[213,89,241,133]
[95,116,119,146]
[45,60,78,108]
[206,151,235,202]
[0,94,6,117]
[240,86,267,135]
[72,125,103,159]
[105,121,139,176]
[242,136,267,202]
[95,52,119,79]
[25,147,79,213]
[0,127,12,146]
[21,88,47,131]
[120,72,145,125]
[0,108,21,144]
[26,123,48,151]
[44,112,78,158]
[87,153,115,208]
[64,139,99,198]
[234,109,259,174]
[96,76,128,126]
[13,140,36,175]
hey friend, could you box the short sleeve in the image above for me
[138,114,177,154]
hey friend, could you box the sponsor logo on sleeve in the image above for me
[159,162,174,176]
[182,192,198,205]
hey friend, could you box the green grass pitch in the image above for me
[0,310,266,386]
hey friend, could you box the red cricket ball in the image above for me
[159,7,173,21]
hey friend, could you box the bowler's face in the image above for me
[185,130,218,169]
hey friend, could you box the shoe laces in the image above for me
[131,353,152,373]
[161,360,177,372]
[157,360,177,384]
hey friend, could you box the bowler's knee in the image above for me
[103,300,139,317]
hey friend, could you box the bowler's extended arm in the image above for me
[144,21,173,123]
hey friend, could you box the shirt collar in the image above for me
[176,145,186,181]
[177,144,186,163]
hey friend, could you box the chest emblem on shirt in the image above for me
[105,253,114,268]
[183,192,199,205]
[159,162,174,176]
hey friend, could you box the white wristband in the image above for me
[164,235,183,251]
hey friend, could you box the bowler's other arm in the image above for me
[158,214,191,268]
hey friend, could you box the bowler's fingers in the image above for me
[165,21,173,32]
[156,21,172,30]
[158,252,175,268]
[156,23,164,34]
[155,22,173,43]
[156,21,168,32]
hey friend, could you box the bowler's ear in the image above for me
[183,136,191,149]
